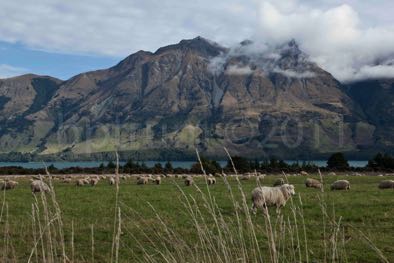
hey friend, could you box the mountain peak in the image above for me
[280,39,303,58]
[155,36,226,57]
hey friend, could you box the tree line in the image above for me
[0,152,393,175]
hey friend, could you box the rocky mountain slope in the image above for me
[0,37,391,160]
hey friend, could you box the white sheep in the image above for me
[251,184,296,214]
[207,177,216,185]
[137,177,148,185]
[90,178,99,186]
[305,178,322,189]
[76,179,86,186]
[378,180,394,189]
[185,176,193,186]
[154,177,162,185]
[1,180,18,190]
[109,177,115,185]
[331,180,350,190]
[31,180,50,193]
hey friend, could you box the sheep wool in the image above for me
[31,180,50,193]
[251,184,296,214]
[1,180,18,190]
[378,180,394,189]
[185,177,193,186]
[331,180,350,190]
[305,178,322,189]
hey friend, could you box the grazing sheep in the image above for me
[328,172,336,176]
[207,177,216,185]
[82,178,90,185]
[273,178,285,187]
[251,184,296,214]
[137,177,148,185]
[241,174,251,180]
[331,180,350,191]
[109,177,115,185]
[300,171,308,176]
[90,178,99,186]
[378,180,394,189]
[31,180,50,193]
[1,180,18,190]
[154,177,162,185]
[185,177,193,186]
[76,179,86,186]
[62,178,72,183]
[305,178,322,189]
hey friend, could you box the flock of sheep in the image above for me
[0,172,393,215]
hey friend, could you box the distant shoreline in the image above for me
[0,160,369,169]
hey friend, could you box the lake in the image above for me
[0,160,368,169]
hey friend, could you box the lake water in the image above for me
[0,160,368,169]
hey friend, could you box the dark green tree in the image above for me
[153,163,163,174]
[226,156,250,173]
[191,157,221,174]
[107,160,116,169]
[327,152,349,169]
[164,161,173,173]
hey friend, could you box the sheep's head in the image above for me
[288,185,296,195]
[282,184,296,196]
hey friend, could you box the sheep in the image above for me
[76,179,86,186]
[207,177,216,185]
[82,178,90,185]
[300,171,308,176]
[184,176,193,186]
[63,178,72,183]
[154,177,162,185]
[31,180,50,193]
[330,180,350,191]
[251,184,296,214]
[137,177,148,185]
[273,178,285,187]
[90,178,99,186]
[240,174,251,180]
[109,177,115,185]
[378,180,394,189]
[1,180,18,190]
[305,178,322,189]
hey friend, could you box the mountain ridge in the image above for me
[0,37,393,160]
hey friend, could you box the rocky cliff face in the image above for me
[0,37,391,159]
[347,79,394,151]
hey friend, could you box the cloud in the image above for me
[208,40,317,79]
[0,0,256,57]
[0,0,394,82]
[225,65,254,75]
[0,64,28,78]
[256,0,394,82]
[273,68,315,79]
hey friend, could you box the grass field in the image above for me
[0,174,393,262]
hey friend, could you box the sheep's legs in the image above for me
[251,204,257,215]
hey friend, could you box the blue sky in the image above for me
[0,0,393,82]
[0,41,118,80]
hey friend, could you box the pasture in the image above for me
[0,174,393,262]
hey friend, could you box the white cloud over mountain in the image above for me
[0,0,393,82]
[257,0,394,82]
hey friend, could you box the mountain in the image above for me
[0,37,391,160]
[347,78,394,151]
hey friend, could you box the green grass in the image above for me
[1,174,393,262]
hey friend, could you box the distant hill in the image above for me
[0,37,393,160]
